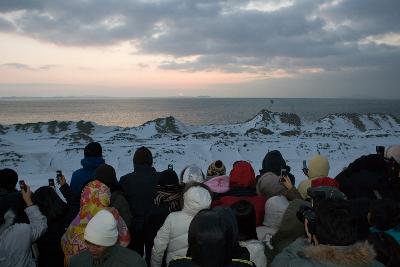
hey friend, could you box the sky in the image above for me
[0,0,399,98]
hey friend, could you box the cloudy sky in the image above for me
[0,0,399,98]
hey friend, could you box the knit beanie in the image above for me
[256,172,286,199]
[84,209,118,246]
[133,146,153,166]
[311,177,339,189]
[84,142,102,157]
[260,150,287,176]
[385,145,400,164]
[95,164,117,191]
[206,160,226,179]
[0,168,18,192]
[180,166,205,184]
[158,169,179,186]
[308,155,330,179]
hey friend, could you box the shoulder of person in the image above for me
[69,250,91,266]
[114,245,146,265]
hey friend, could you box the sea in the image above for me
[1,97,399,127]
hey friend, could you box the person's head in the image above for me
[260,150,287,176]
[133,146,153,167]
[260,195,289,237]
[385,145,400,166]
[84,142,102,158]
[0,168,18,192]
[231,200,257,241]
[180,165,205,184]
[368,231,400,267]
[84,209,118,259]
[206,160,226,179]
[229,160,255,188]
[188,209,235,267]
[33,186,67,222]
[80,180,111,210]
[308,155,330,179]
[369,199,400,231]
[182,182,212,213]
[95,164,118,192]
[256,172,286,199]
[313,199,358,246]
[158,169,179,186]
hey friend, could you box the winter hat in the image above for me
[307,186,347,201]
[158,169,179,186]
[180,165,205,183]
[229,161,256,187]
[84,209,118,246]
[256,172,286,199]
[311,177,339,189]
[385,145,400,164]
[133,146,153,166]
[204,175,230,193]
[0,168,18,192]
[183,185,212,214]
[256,195,289,240]
[260,150,287,176]
[84,142,102,157]
[95,164,117,191]
[308,155,330,179]
[206,160,226,179]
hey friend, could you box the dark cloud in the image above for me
[1,62,58,71]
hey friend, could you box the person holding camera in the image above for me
[271,199,383,267]
[0,183,48,267]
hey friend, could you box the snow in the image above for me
[1,109,399,190]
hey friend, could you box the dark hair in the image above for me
[95,164,119,192]
[369,199,400,231]
[231,200,257,241]
[133,146,153,167]
[315,199,358,246]
[0,168,18,192]
[188,209,234,267]
[368,232,400,267]
[33,186,67,222]
[84,142,102,157]
[158,169,179,186]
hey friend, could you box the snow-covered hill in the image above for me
[1,110,399,189]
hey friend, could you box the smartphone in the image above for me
[280,168,287,183]
[48,178,55,187]
[168,164,173,170]
[376,146,385,157]
[56,170,62,184]
[303,160,307,170]
[19,180,27,192]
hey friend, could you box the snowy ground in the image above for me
[1,109,399,190]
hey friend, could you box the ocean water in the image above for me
[0,97,399,127]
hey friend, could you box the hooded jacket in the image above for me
[151,186,212,267]
[298,155,330,199]
[213,162,266,226]
[271,238,384,267]
[70,156,105,194]
[0,205,47,267]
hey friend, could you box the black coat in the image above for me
[119,164,159,230]
[335,154,393,200]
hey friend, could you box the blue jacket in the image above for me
[70,157,105,194]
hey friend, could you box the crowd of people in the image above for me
[1,141,400,267]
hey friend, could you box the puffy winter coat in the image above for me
[151,186,212,267]
[70,156,105,194]
[239,240,267,267]
[271,238,384,267]
[213,161,266,226]
[0,205,47,267]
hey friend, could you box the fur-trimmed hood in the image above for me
[300,241,377,267]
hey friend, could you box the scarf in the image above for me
[154,184,184,212]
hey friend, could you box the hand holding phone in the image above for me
[19,181,33,206]
[19,180,27,192]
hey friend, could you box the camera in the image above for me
[296,204,317,235]
[168,164,173,170]
[48,178,55,188]
[19,180,27,192]
[376,146,385,157]
[56,170,62,184]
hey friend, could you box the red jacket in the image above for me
[212,161,266,226]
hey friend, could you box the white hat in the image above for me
[181,165,205,183]
[84,209,118,246]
